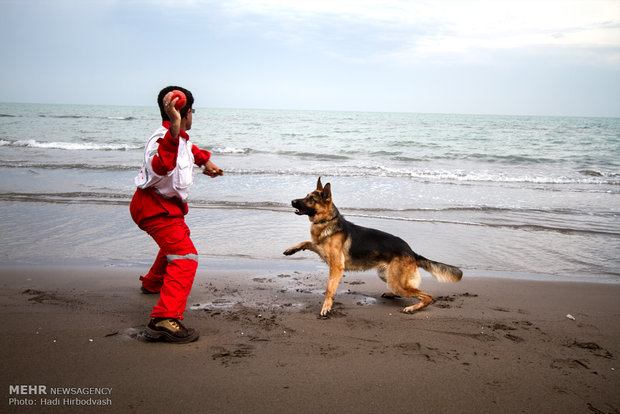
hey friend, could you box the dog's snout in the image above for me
[291,198,306,215]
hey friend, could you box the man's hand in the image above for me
[203,160,223,178]
[163,91,181,138]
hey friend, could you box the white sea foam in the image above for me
[211,146,249,154]
[0,139,140,151]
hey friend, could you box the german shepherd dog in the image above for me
[283,178,463,316]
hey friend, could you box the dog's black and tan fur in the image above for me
[284,178,463,316]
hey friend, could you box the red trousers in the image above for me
[130,190,197,320]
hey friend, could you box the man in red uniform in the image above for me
[130,86,221,343]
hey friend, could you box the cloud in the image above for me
[105,0,619,68]
[206,0,620,66]
[1,0,618,115]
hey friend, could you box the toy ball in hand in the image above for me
[170,90,187,110]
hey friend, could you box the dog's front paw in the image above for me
[283,247,299,256]
[320,300,333,316]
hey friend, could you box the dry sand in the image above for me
[1,265,618,414]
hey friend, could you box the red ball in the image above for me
[170,90,187,110]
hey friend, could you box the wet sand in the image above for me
[1,265,619,413]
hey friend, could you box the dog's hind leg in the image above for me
[401,289,434,313]
[385,258,434,313]
[378,265,401,299]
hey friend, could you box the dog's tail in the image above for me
[415,256,463,283]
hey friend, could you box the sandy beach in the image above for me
[1,265,618,414]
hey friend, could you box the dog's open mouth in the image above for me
[292,199,314,216]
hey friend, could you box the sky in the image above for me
[0,0,619,117]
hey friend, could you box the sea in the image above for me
[1,103,619,282]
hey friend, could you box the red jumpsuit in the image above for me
[130,121,210,320]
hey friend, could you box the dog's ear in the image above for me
[322,183,331,201]
[316,177,323,191]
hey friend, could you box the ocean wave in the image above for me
[344,205,588,215]
[106,116,136,121]
[0,154,617,187]
[3,112,136,121]
[275,150,351,160]
[0,110,151,121]
[466,153,557,164]
[208,147,353,160]
[371,166,620,185]
[578,169,620,178]
[345,212,620,236]
[0,191,132,205]
[0,139,141,151]
[191,200,288,210]
[392,153,562,165]
[191,201,615,219]
[196,202,619,224]
[0,160,138,171]
[205,143,618,172]
[211,146,252,154]
[38,114,140,121]
[3,192,615,237]
[220,166,620,186]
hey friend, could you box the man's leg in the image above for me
[141,217,199,343]
[139,249,167,293]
